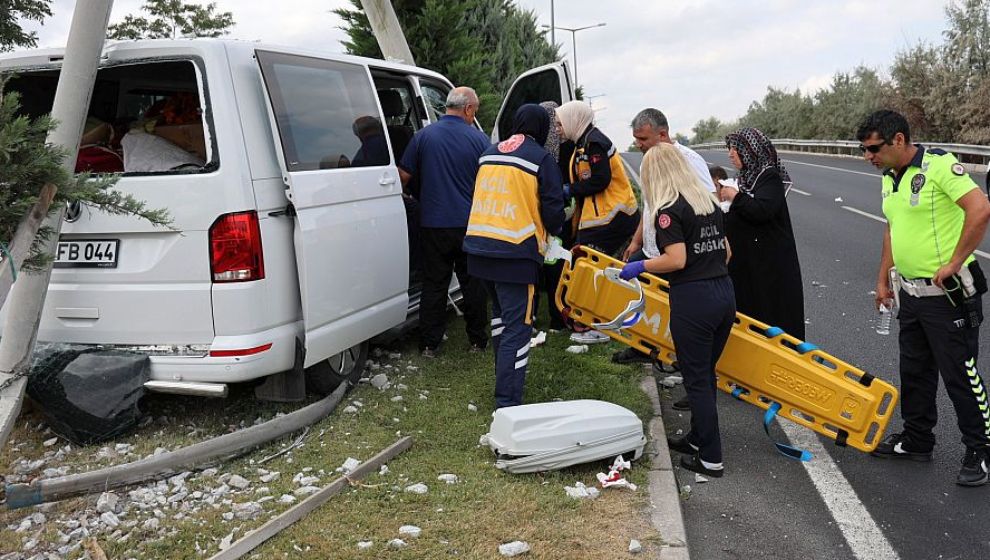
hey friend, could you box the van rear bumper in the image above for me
[147,322,300,383]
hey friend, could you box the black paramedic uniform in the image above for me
[656,196,736,466]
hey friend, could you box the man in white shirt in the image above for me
[624,107,713,260]
[613,108,714,388]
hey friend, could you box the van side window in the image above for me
[420,82,450,123]
[257,51,388,171]
[372,76,421,164]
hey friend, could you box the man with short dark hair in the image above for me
[399,87,490,357]
[612,108,713,368]
[858,109,990,486]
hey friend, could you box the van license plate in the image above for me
[54,239,120,268]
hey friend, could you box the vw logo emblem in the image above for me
[64,201,82,223]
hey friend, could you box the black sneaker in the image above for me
[652,361,680,376]
[679,454,724,478]
[957,447,989,487]
[870,432,933,462]
[667,435,699,455]
[612,347,651,364]
[671,396,691,411]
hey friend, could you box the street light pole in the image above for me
[549,23,606,90]
[549,0,555,47]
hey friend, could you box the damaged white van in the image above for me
[0,40,573,400]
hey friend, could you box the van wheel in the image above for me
[304,341,369,396]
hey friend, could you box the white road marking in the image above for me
[841,206,990,260]
[783,159,879,178]
[841,206,886,223]
[791,188,811,196]
[779,421,900,560]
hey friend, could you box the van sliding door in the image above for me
[255,50,408,366]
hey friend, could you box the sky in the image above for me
[19,0,952,147]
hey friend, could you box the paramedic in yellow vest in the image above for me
[463,105,566,408]
[555,100,641,345]
[858,110,990,486]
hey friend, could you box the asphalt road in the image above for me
[621,150,990,560]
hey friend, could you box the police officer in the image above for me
[463,105,566,408]
[858,110,990,486]
[620,143,735,478]
[555,101,641,345]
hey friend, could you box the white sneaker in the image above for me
[569,330,611,344]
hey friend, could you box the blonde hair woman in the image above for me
[619,143,736,478]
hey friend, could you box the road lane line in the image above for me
[783,159,879,178]
[841,206,887,223]
[841,206,990,260]
[779,421,900,560]
[791,188,811,196]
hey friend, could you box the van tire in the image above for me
[304,341,369,396]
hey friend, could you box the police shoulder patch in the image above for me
[951,163,966,176]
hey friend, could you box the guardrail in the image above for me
[691,139,990,168]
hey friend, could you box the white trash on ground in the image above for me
[499,541,531,557]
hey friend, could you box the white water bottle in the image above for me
[876,299,894,335]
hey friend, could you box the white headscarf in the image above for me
[556,100,594,143]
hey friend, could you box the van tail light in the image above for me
[209,343,273,358]
[209,211,265,282]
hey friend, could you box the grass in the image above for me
[1,311,662,559]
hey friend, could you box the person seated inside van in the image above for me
[350,115,390,167]
[119,91,207,173]
[75,116,125,173]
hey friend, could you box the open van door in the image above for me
[255,50,409,367]
[492,61,574,143]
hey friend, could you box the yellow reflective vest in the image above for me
[570,132,638,231]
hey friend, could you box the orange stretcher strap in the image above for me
[555,246,899,453]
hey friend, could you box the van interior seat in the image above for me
[378,89,415,161]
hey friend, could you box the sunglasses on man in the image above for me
[858,140,890,154]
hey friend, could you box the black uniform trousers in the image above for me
[898,290,990,450]
[669,276,736,464]
[419,227,488,351]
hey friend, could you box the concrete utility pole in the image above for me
[359,0,415,66]
[0,0,115,448]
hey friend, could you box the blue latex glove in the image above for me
[620,260,647,280]
[562,184,572,200]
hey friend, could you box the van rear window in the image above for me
[5,60,214,175]
[257,51,388,171]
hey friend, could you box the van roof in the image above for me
[0,38,451,84]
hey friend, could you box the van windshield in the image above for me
[5,59,214,175]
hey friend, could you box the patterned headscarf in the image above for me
[540,101,560,161]
[725,127,790,192]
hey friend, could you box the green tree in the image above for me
[810,67,885,139]
[108,0,234,40]
[0,0,52,52]
[334,0,559,130]
[690,116,722,144]
[1,79,171,280]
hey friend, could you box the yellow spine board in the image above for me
[555,246,899,453]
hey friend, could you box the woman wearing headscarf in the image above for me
[555,101,641,344]
[536,101,572,330]
[555,100,640,254]
[721,127,805,339]
[618,143,735,478]
[464,104,566,408]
